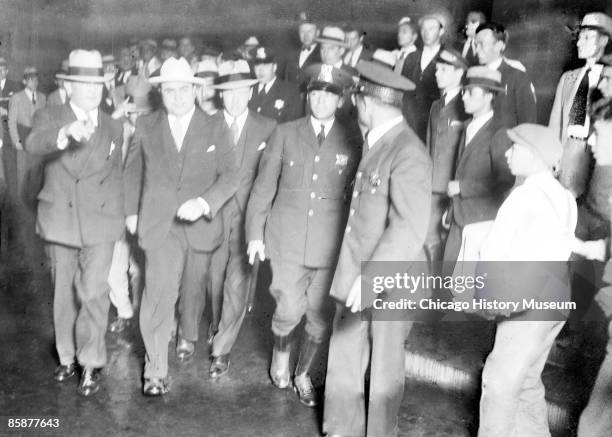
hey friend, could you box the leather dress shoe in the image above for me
[209,354,230,378]
[293,373,318,407]
[143,377,169,396]
[53,363,76,382]
[78,367,101,397]
[176,338,195,361]
[109,316,131,333]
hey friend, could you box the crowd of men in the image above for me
[2,7,612,437]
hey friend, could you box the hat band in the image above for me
[580,24,611,36]
[215,72,255,85]
[307,80,343,96]
[67,66,104,77]
[320,36,345,44]
[465,77,503,91]
[195,71,219,79]
[360,82,404,107]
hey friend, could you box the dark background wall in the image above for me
[0,0,610,122]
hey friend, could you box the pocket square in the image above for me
[257,142,266,151]
[206,145,216,152]
[450,120,462,127]
[108,141,116,156]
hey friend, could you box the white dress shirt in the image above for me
[444,87,462,106]
[480,172,577,261]
[465,110,494,145]
[168,106,195,151]
[344,45,364,68]
[366,115,404,149]
[462,38,475,57]
[258,76,277,94]
[310,115,335,139]
[421,44,441,71]
[299,44,317,68]
[224,109,249,141]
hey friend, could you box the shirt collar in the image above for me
[259,76,277,93]
[70,101,99,127]
[423,44,441,55]
[487,57,503,70]
[524,171,555,187]
[310,116,335,138]
[444,87,462,105]
[24,88,33,100]
[467,109,494,135]
[224,108,249,131]
[366,115,404,148]
[168,105,196,126]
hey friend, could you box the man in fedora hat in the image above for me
[249,46,302,123]
[316,26,348,69]
[182,59,276,379]
[284,11,321,84]
[550,12,612,198]
[425,48,469,266]
[442,67,514,268]
[194,59,220,116]
[246,63,359,407]
[323,59,431,437]
[25,49,125,396]
[124,57,238,395]
[343,25,373,69]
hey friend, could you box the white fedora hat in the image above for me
[315,26,348,47]
[149,57,205,85]
[212,60,259,90]
[56,49,112,83]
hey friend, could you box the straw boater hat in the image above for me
[302,63,353,96]
[149,57,205,84]
[56,49,113,83]
[353,59,414,107]
[212,59,259,90]
[463,66,504,93]
[371,49,397,69]
[315,26,348,47]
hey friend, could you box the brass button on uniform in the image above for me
[312,174,318,181]
[310,192,316,199]
[308,209,314,217]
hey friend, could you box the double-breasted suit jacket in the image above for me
[124,108,239,252]
[25,103,124,247]
[249,78,302,124]
[246,116,359,269]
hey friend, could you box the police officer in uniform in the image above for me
[246,63,359,407]
[323,59,432,437]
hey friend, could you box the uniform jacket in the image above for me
[209,110,277,213]
[549,67,589,143]
[451,117,514,227]
[495,59,537,129]
[46,88,67,107]
[8,89,46,147]
[246,116,359,268]
[329,121,432,308]
[124,108,239,252]
[249,78,302,124]
[426,94,468,193]
[283,45,321,84]
[25,103,124,247]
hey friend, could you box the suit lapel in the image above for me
[563,69,581,125]
[457,118,493,172]
[76,111,113,178]
[159,111,180,184]
[177,110,203,182]
[237,113,254,169]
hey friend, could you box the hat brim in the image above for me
[124,103,153,114]
[149,75,206,85]
[463,82,505,93]
[212,79,259,90]
[578,24,612,36]
[56,73,111,83]
[315,37,348,48]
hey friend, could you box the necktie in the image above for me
[31,93,36,105]
[394,51,406,73]
[171,117,183,151]
[569,68,590,126]
[230,119,241,145]
[317,124,326,146]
